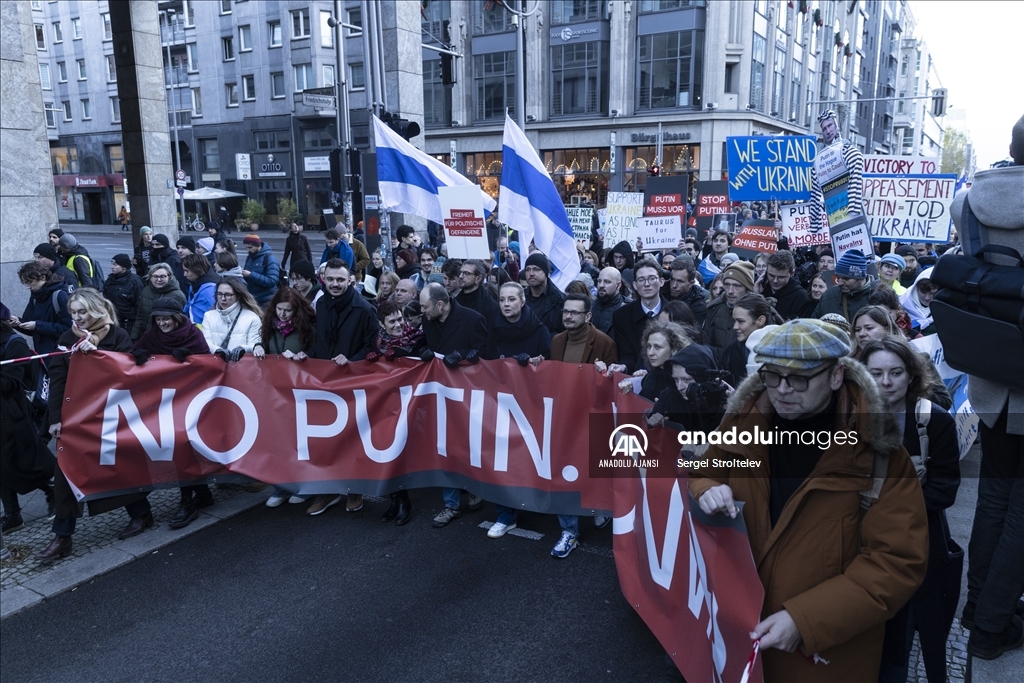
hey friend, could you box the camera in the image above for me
[685,369,732,411]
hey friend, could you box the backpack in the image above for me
[67,253,105,289]
[2,335,50,413]
[930,195,1024,391]
[859,398,932,511]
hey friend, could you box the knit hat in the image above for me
[176,236,196,252]
[57,234,77,250]
[895,245,916,259]
[152,234,170,248]
[196,237,215,253]
[819,313,852,337]
[139,226,153,235]
[524,252,551,276]
[685,228,698,239]
[834,249,868,278]
[879,253,906,271]
[150,295,184,318]
[817,109,838,125]
[719,260,755,292]
[753,318,851,370]
[289,258,317,281]
[719,252,740,267]
[112,253,133,270]
[508,241,520,256]
[243,234,262,247]
[48,228,64,239]
[33,243,59,261]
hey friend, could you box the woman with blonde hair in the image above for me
[36,289,153,563]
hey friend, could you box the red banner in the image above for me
[60,352,763,681]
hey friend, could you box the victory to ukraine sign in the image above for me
[726,136,816,201]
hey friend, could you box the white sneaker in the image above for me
[265,495,287,508]
[487,521,516,538]
[288,495,309,504]
[551,531,578,558]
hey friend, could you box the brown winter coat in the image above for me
[688,358,928,682]
[549,324,618,365]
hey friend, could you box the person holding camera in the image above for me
[648,343,730,434]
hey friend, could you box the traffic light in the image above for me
[440,20,456,86]
[649,163,660,177]
[382,111,421,141]
[329,147,345,195]
[931,88,948,118]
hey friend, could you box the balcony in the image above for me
[161,21,187,45]
[164,66,190,88]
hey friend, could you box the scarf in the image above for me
[71,312,115,346]
[274,319,296,338]
[136,320,209,355]
[376,323,425,354]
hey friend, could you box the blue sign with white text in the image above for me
[726,136,817,201]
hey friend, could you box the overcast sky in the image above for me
[910,1,1024,168]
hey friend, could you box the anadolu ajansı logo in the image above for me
[601,424,660,470]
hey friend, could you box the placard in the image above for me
[596,208,608,238]
[864,155,940,176]
[643,176,688,218]
[731,219,778,260]
[603,192,644,243]
[726,135,816,201]
[438,185,491,259]
[566,206,594,244]
[636,215,682,251]
[780,202,829,248]
[693,181,730,243]
[863,174,956,244]
[829,214,873,265]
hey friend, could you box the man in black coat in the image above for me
[102,254,144,331]
[419,283,487,528]
[664,258,708,326]
[591,267,626,335]
[522,253,566,335]
[611,257,668,373]
[759,250,816,321]
[455,259,499,326]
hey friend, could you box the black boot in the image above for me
[168,503,198,529]
[395,491,411,526]
[381,493,400,522]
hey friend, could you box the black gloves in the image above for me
[419,347,436,363]
[365,351,381,363]
[131,349,150,366]
[171,348,190,363]
[515,353,531,367]
[464,350,481,365]
[228,347,246,362]
[443,351,464,368]
[215,348,228,362]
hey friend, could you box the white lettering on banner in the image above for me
[184,387,259,464]
[470,389,485,468]
[293,389,349,461]
[354,386,412,463]
[640,475,684,590]
[413,382,466,458]
[494,393,553,480]
[688,512,727,680]
[100,389,176,465]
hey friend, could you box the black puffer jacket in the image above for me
[524,280,566,335]
[103,270,145,331]
[485,305,551,360]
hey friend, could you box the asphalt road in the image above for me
[0,490,667,683]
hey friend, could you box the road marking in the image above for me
[478,521,544,541]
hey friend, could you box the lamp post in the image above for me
[161,9,186,233]
[327,3,352,229]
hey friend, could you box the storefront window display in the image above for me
[464,152,503,200]
[623,143,699,198]
[542,147,611,206]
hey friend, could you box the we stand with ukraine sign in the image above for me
[726,136,817,201]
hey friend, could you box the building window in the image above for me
[242,75,256,100]
[421,0,450,38]
[220,0,231,14]
[271,72,285,98]
[303,127,335,149]
[350,63,365,90]
[77,59,87,80]
[107,54,117,81]
[110,96,120,123]
[789,59,801,122]
[102,13,111,40]
[222,36,234,61]
[239,25,252,51]
[226,83,238,107]
[473,52,515,122]
[200,138,220,171]
[56,61,66,83]
[62,101,72,121]
[551,0,605,24]
[771,48,785,115]
[52,147,80,174]
[31,0,42,9]
[543,148,612,205]
[463,152,503,199]
[897,91,905,114]
[550,41,609,117]
[293,63,313,91]
[269,21,282,47]
[71,18,82,39]
[35,24,45,49]
[81,98,91,119]
[292,9,311,38]
[320,11,334,48]
[254,130,290,150]
[44,103,56,128]
[640,0,704,11]
[472,3,515,35]
[39,63,51,90]
[637,30,704,110]
[191,88,202,117]
[186,44,198,72]
[623,144,699,192]
[347,7,362,36]
[53,21,62,43]
[322,64,335,89]
[750,33,767,111]
[423,59,452,128]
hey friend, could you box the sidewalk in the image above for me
[59,221,317,241]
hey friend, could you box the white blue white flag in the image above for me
[373,115,495,224]
[499,114,580,290]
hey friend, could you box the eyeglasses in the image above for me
[635,276,661,285]
[216,292,236,298]
[758,364,833,392]
[563,310,586,317]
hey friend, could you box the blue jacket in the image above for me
[20,281,72,363]
[185,271,220,325]
[243,243,281,305]
[320,240,354,270]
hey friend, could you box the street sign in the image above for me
[304,86,335,96]
[177,188,184,196]
[302,93,336,109]
[175,169,186,181]
[176,179,187,188]
[236,153,252,180]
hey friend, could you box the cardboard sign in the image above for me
[815,142,856,227]
[637,216,682,251]
[566,206,594,245]
[644,176,689,218]
[603,192,644,244]
[712,213,737,234]
[693,181,730,243]
[438,185,491,259]
[731,219,778,260]
[780,202,829,248]
[726,136,816,201]
[829,214,872,264]
[863,174,956,244]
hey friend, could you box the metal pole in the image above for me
[373,1,387,113]
[516,1,525,129]
[332,1,352,229]
[361,0,376,114]
[164,11,186,234]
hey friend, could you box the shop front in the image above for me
[52,174,124,224]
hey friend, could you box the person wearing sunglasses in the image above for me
[687,318,928,682]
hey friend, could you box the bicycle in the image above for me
[185,214,206,232]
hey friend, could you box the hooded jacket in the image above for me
[243,243,282,306]
[102,270,145,331]
[763,275,816,321]
[812,276,876,322]
[898,267,935,334]
[19,281,72,360]
[609,240,635,286]
[485,305,551,360]
[132,276,187,341]
[184,270,221,326]
[650,344,726,432]
[688,358,928,682]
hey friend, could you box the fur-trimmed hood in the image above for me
[726,355,904,457]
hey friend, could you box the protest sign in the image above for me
[712,213,737,234]
[814,142,856,227]
[596,208,608,238]
[644,176,688,218]
[864,155,940,176]
[780,202,829,248]
[731,219,778,260]
[603,192,644,243]
[566,206,594,245]
[438,185,491,259]
[726,135,816,201]
[693,181,730,242]
[637,216,682,251]
[829,214,873,264]
[910,334,979,459]
[863,174,956,243]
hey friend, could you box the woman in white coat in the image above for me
[202,276,263,361]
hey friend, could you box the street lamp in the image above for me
[327,3,352,229]
[161,8,186,233]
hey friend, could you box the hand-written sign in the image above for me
[864,155,940,176]
[864,173,955,243]
[566,206,594,244]
[731,219,778,259]
[603,192,644,243]
[726,136,816,201]
[780,202,829,247]
[637,216,682,250]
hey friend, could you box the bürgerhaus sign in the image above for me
[630,131,692,143]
